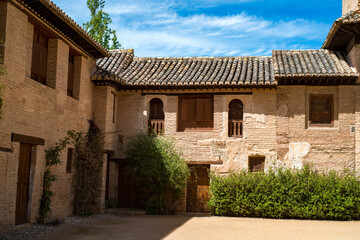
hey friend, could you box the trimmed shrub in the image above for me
[125,133,190,214]
[209,166,360,220]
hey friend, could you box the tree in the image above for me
[83,0,121,50]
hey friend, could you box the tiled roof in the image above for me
[17,0,109,59]
[323,10,360,50]
[273,50,358,78]
[94,49,134,80]
[92,51,274,86]
[92,49,358,88]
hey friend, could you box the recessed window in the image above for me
[67,54,75,97]
[149,98,165,135]
[31,28,48,85]
[309,95,334,127]
[228,99,243,137]
[249,156,265,173]
[111,92,116,123]
[178,95,213,132]
[66,148,74,173]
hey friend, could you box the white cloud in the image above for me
[52,0,330,57]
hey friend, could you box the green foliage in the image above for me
[209,166,360,220]
[83,0,121,50]
[70,120,105,215]
[38,120,105,221]
[126,133,190,214]
[38,137,69,223]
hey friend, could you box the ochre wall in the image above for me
[0,2,97,231]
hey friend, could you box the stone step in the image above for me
[105,208,147,217]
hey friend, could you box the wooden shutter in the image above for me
[31,29,40,81]
[31,28,48,85]
[150,99,164,120]
[67,55,74,97]
[310,95,333,126]
[178,95,213,131]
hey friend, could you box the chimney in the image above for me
[343,0,360,15]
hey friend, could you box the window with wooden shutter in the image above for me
[309,95,334,126]
[178,95,213,131]
[31,28,48,85]
[67,54,75,97]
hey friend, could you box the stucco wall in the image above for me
[0,2,97,231]
[343,0,359,15]
[113,86,357,173]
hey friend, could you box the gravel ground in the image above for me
[0,214,119,240]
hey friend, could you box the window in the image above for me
[149,98,164,135]
[228,99,243,137]
[67,54,75,97]
[66,148,74,173]
[309,95,334,126]
[249,156,265,172]
[111,92,116,123]
[178,95,213,131]
[31,28,48,85]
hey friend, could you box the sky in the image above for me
[52,0,342,57]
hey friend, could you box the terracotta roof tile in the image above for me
[92,49,358,88]
[272,50,358,78]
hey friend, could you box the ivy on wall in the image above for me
[38,120,105,222]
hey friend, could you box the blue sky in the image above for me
[52,0,342,57]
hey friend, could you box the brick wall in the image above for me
[0,2,97,231]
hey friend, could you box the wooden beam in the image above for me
[11,133,45,146]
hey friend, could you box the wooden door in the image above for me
[15,143,32,225]
[186,165,210,212]
[117,163,144,209]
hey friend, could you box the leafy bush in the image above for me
[209,166,360,220]
[126,133,190,214]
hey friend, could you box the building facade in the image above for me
[1,0,360,232]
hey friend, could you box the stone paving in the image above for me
[2,214,360,240]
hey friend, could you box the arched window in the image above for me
[149,98,164,135]
[228,99,243,137]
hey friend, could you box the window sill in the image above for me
[307,126,338,131]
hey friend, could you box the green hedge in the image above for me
[209,167,360,220]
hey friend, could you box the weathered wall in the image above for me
[343,0,359,15]
[277,86,356,171]
[0,2,97,231]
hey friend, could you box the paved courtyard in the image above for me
[21,215,360,240]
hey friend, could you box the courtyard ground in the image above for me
[2,214,360,240]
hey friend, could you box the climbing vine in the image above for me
[38,120,105,222]
[70,120,105,215]
[38,136,70,223]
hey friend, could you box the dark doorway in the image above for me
[117,162,144,208]
[15,143,32,225]
[105,153,112,201]
[186,165,210,213]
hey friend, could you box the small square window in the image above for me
[249,156,265,173]
[309,95,334,127]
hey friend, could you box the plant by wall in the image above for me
[209,166,360,220]
[38,120,105,221]
[125,133,190,214]
[70,120,105,215]
[38,137,70,223]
